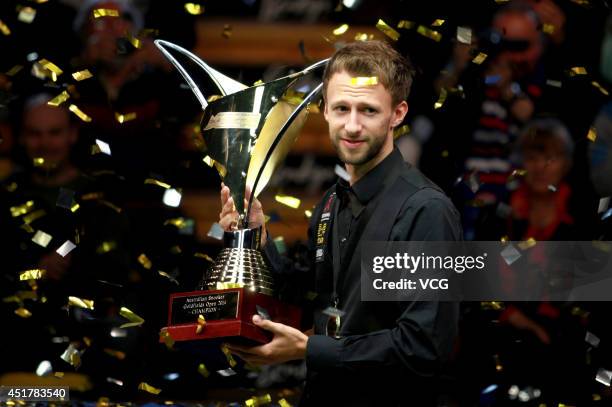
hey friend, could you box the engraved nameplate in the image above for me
[170,291,239,325]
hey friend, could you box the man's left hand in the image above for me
[225,315,308,366]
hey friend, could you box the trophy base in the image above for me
[163,287,301,345]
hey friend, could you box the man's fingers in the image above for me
[252,314,283,334]
[219,213,238,231]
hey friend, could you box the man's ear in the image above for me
[323,99,329,122]
[391,101,408,128]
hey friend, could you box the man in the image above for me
[219,41,462,406]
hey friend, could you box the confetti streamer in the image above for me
[196,314,206,334]
[18,7,37,24]
[456,26,472,44]
[216,368,236,377]
[96,241,117,254]
[591,81,609,96]
[68,296,94,310]
[198,363,210,378]
[376,19,400,41]
[207,223,225,240]
[570,66,587,76]
[159,328,175,349]
[304,209,312,219]
[137,253,152,270]
[393,124,411,139]
[221,345,237,367]
[354,32,373,41]
[60,343,81,368]
[349,76,378,86]
[119,306,145,328]
[115,112,137,123]
[145,178,171,189]
[194,252,214,262]
[397,20,415,29]
[93,8,119,18]
[275,195,301,209]
[500,244,521,265]
[19,269,45,280]
[138,382,161,395]
[431,19,445,27]
[10,200,34,217]
[245,395,272,407]
[72,69,93,81]
[68,104,92,122]
[184,3,204,15]
[417,25,442,42]
[32,230,52,247]
[517,237,536,250]
[15,307,32,318]
[0,19,11,35]
[472,52,488,65]
[279,399,293,407]
[332,23,349,36]
[434,88,448,109]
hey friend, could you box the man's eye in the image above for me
[363,107,377,114]
[334,106,348,112]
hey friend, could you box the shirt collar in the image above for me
[337,147,405,206]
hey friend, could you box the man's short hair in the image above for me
[322,40,415,106]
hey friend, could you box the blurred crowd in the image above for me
[1,0,612,405]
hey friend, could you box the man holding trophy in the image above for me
[218,41,462,406]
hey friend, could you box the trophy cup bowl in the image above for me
[155,40,327,347]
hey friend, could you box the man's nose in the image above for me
[344,110,362,134]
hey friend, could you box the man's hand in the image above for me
[218,183,267,245]
[224,315,308,366]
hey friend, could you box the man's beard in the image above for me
[332,132,386,166]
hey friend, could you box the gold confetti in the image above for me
[393,124,411,139]
[47,91,70,107]
[72,69,93,81]
[10,200,34,217]
[221,345,237,367]
[304,209,312,219]
[350,76,378,86]
[104,348,126,360]
[0,19,11,35]
[96,241,116,254]
[591,81,609,96]
[472,52,488,65]
[71,202,80,213]
[397,20,415,29]
[83,336,92,347]
[68,104,92,122]
[38,58,63,81]
[587,127,597,142]
[137,254,152,269]
[68,296,94,310]
[19,269,45,281]
[203,155,215,168]
[15,307,32,318]
[119,306,145,328]
[184,3,204,15]
[431,19,445,27]
[93,8,120,18]
[354,32,373,41]
[494,354,503,372]
[279,399,292,407]
[434,88,448,109]
[196,314,206,334]
[417,25,442,42]
[33,157,45,167]
[158,270,179,285]
[115,112,137,123]
[518,237,537,250]
[5,65,21,76]
[144,178,171,189]
[32,230,52,247]
[245,395,272,407]
[54,372,64,378]
[18,7,37,24]
[275,194,301,209]
[194,252,214,262]
[376,19,400,41]
[222,24,232,39]
[60,344,81,368]
[542,23,555,35]
[160,328,175,349]
[198,363,210,378]
[164,217,188,228]
[332,23,349,36]
[570,66,587,76]
[138,382,161,395]
[126,33,142,49]
[570,0,591,6]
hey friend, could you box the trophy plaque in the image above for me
[155,40,327,345]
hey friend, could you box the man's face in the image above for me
[493,12,543,78]
[523,146,569,194]
[21,104,76,170]
[324,71,406,168]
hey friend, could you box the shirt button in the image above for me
[340,237,347,243]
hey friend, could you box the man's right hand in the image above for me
[219,183,267,246]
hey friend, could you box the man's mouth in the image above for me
[341,138,365,148]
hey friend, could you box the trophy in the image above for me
[154,40,327,345]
